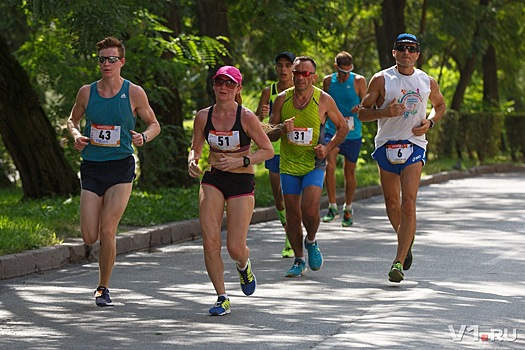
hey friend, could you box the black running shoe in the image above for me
[94,286,113,307]
[403,237,415,271]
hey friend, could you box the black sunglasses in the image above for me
[98,56,121,64]
[213,79,238,89]
[395,45,419,53]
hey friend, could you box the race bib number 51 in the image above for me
[208,130,241,151]
[287,127,313,146]
[90,124,121,147]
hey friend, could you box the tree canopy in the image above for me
[0,0,524,197]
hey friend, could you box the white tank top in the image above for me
[375,66,431,150]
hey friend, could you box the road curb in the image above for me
[1,163,524,280]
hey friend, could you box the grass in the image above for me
[0,156,505,255]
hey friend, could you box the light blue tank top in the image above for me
[81,79,136,161]
[325,72,362,140]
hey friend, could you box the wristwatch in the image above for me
[428,119,435,129]
[141,132,148,143]
[242,156,251,167]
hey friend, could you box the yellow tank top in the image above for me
[280,86,323,176]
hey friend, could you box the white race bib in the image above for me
[208,130,241,151]
[345,116,355,131]
[386,143,413,164]
[90,124,121,147]
[287,127,313,146]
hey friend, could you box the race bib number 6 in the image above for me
[90,124,121,147]
[386,143,413,164]
[287,127,313,146]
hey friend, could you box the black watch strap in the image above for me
[243,156,250,167]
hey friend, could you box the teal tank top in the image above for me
[81,79,136,161]
[325,72,362,140]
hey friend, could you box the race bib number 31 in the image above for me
[90,124,121,147]
[208,130,241,151]
[287,127,313,146]
[386,143,413,164]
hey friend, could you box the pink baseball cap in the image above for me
[213,65,242,84]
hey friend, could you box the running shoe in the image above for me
[237,259,256,296]
[322,206,339,222]
[388,261,404,283]
[94,286,113,307]
[342,208,354,227]
[209,296,231,316]
[304,239,323,271]
[281,236,294,258]
[285,258,306,277]
[403,237,415,271]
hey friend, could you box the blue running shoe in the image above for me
[285,258,306,277]
[304,240,323,271]
[94,286,113,307]
[209,296,231,316]
[237,259,256,296]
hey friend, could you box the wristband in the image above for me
[428,119,435,129]
[141,133,148,144]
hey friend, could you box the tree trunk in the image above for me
[377,0,406,69]
[136,0,194,189]
[0,35,79,198]
[195,0,233,105]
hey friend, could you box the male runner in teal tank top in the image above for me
[321,51,367,227]
[67,36,161,306]
[269,56,349,277]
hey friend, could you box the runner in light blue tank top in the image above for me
[321,51,367,227]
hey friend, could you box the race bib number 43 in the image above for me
[90,124,121,147]
[208,130,241,151]
[386,143,413,164]
[287,127,313,146]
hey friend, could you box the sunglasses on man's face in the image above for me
[213,79,238,89]
[395,45,419,53]
[98,56,121,64]
[337,66,352,75]
[292,70,315,78]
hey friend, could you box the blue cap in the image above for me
[395,33,419,45]
[275,52,296,63]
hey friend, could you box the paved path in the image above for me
[1,172,524,349]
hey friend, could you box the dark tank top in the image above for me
[204,104,251,153]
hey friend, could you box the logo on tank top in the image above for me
[398,89,423,119]
[120,93,127,99]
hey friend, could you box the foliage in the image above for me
[1,155,513,255]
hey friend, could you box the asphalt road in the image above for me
[1,172,524,349]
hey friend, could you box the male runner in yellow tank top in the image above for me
[269,56,349,277]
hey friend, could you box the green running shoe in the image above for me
[342,208,353,227]
[322,206,339,222]
[388,261,404,283]
[281,236,294,258]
